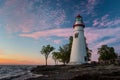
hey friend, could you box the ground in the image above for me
[26,64,120,80]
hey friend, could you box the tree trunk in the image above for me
[55,60,56,65]
[63,62,65,65]
[56,60,58,65]
[45,57,47,66]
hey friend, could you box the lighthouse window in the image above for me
[84,56,87,61]
[75,33,79,38]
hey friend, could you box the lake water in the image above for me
[0,65,41,80]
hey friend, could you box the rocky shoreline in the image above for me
[26,64,120,80]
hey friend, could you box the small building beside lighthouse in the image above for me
[69,14,87,64]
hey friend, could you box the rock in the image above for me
[27,65,120,80]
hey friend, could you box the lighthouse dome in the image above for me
[73,14,85,28]
[76,14,82,18]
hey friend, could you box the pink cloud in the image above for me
[4,0,17,6]
[94,38,117,50]
[19,28,73,39]
[85,28,100,43]
[53,40,61,44]
[93,14,120,27]
[105,18,120,27]
[85,26,120,61]
[88,0,96,3]
[20,26,120,51]
[74,0,99,16]
[114,45,120,55]
[85,26,120,43]
[101,14,109,20]
[91,53,99,61]
[93,19,99,27]
[13,26,120,61]
[86,0,98,15]
[1,0,66,33]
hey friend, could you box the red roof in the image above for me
[73,24,85,28]
[76,14,82,18]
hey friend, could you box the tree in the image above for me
[86,44,92,61]
[97,45,117,63]
[67,36,73,62]
[40,44,54,66]
[52,52,59,65]
[68,36,73,49]
[56,36,73,65]
[58,44,70,65]
[85,37,92,61]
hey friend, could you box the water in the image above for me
[0,65,42,80]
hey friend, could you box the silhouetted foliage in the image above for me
[85,37,92,61]
[97,45,117,63]
[68,36,73,62]
[58,44,70,65]
[86,44,92,61]
[40,44,55,66]
[51,36,73,65]
[52,52,60,65]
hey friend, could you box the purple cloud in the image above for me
[19,28,72,39]
[53,40,61,44]
[86,0,98,14]
[0,0,66,33]
[93,14,120,27]
[85,14,120,60]
[85,26,120,61]
[74,0,99,17]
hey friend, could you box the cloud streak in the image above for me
[85,27,120,46]
[53,40,62,44]
[73,0,100,18]
[86,0,98,15]
[19,28,72,39]
[19,18,120,52]
[93,14,120,27]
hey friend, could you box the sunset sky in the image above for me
[0,0,120,65]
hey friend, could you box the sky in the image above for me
[0,0,120,65]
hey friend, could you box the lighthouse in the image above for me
[69,14,87,64]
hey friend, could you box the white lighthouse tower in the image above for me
[69,14,87,64]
